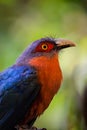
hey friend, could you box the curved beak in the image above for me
[55,38,76,50]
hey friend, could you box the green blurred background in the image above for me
[0,0,87,130]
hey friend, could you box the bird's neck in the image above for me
[29,54,63,99]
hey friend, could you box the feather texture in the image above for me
[0,65,40,130]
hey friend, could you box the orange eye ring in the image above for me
[42,44,48,50]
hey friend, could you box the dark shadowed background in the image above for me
[0,0,87,130]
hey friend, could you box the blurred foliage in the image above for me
[0,0,87,130]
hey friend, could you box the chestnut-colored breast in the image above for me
[23,54,62,124]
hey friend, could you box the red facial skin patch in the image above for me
[34,42,54,53]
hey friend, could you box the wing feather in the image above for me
[0,65,40,130]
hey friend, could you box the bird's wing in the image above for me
[0,65,40,130]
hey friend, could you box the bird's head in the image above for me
[16,37,75,66]
[16,37,76,96]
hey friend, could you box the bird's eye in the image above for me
[42,44,48,50]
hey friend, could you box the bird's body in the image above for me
[0,37,75,130]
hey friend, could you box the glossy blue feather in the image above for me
[0,66,35,95]
[0,65,40,130]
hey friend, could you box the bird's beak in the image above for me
[55,38,76,50]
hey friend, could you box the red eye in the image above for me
[34,42,54,53]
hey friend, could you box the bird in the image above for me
[0,37,75,130]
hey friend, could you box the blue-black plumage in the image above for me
[0,65,40,130]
